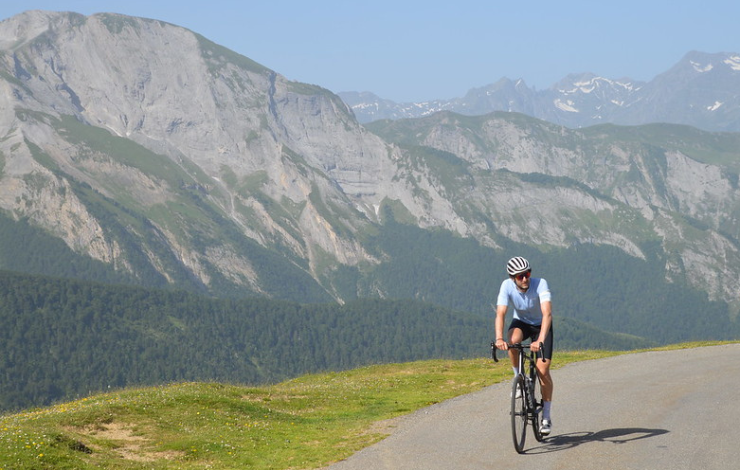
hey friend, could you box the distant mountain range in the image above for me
[340,51,740,131]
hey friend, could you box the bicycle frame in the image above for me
[492,341,545,453]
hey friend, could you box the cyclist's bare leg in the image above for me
[536,358,553,401]
[508,327,524,371]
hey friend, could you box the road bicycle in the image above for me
[492,341,545,453]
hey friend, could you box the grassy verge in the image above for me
[0,342,732,469]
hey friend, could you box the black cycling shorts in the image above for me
[508,318,554,361]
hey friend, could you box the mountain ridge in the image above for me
[341,50,740,132]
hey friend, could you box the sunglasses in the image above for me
[513,271,531,281]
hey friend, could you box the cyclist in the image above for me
[494,256,554,435]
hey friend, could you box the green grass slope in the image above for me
[0,342,730,470]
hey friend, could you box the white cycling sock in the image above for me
[543,401,552,420]
[512,367,519,376]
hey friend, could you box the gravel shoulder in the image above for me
[325,343,740,470]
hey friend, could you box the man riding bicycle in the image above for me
[494,256,554,435]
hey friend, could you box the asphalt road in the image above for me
[325,343,740,470]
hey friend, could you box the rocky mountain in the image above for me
[0,10,401,301]
[2,10,740,323]
[341,51,740,132]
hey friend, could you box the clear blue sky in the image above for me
[1,1,739,102]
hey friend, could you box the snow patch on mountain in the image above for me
[691,61,714,72]
[559,77,638,95]
[708,101,723,111]
[724,56,740,71]
[554,99,579,112]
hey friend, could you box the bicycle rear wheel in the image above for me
[510,376,527,453]
[530,371,544,442]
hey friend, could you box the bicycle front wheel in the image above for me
[510,376,527,453]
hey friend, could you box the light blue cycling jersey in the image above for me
[496,277,552,326]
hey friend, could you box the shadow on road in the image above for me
[525,427,670,454]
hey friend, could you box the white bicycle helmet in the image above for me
[506,256,530,276]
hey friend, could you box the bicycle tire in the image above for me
[510,375,527,453]
[531,370,544,442]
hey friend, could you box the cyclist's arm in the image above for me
[494,304,508,349]
[532,300,552,351]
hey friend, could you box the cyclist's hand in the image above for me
[531,341,541,353]
[495,339,508,350]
